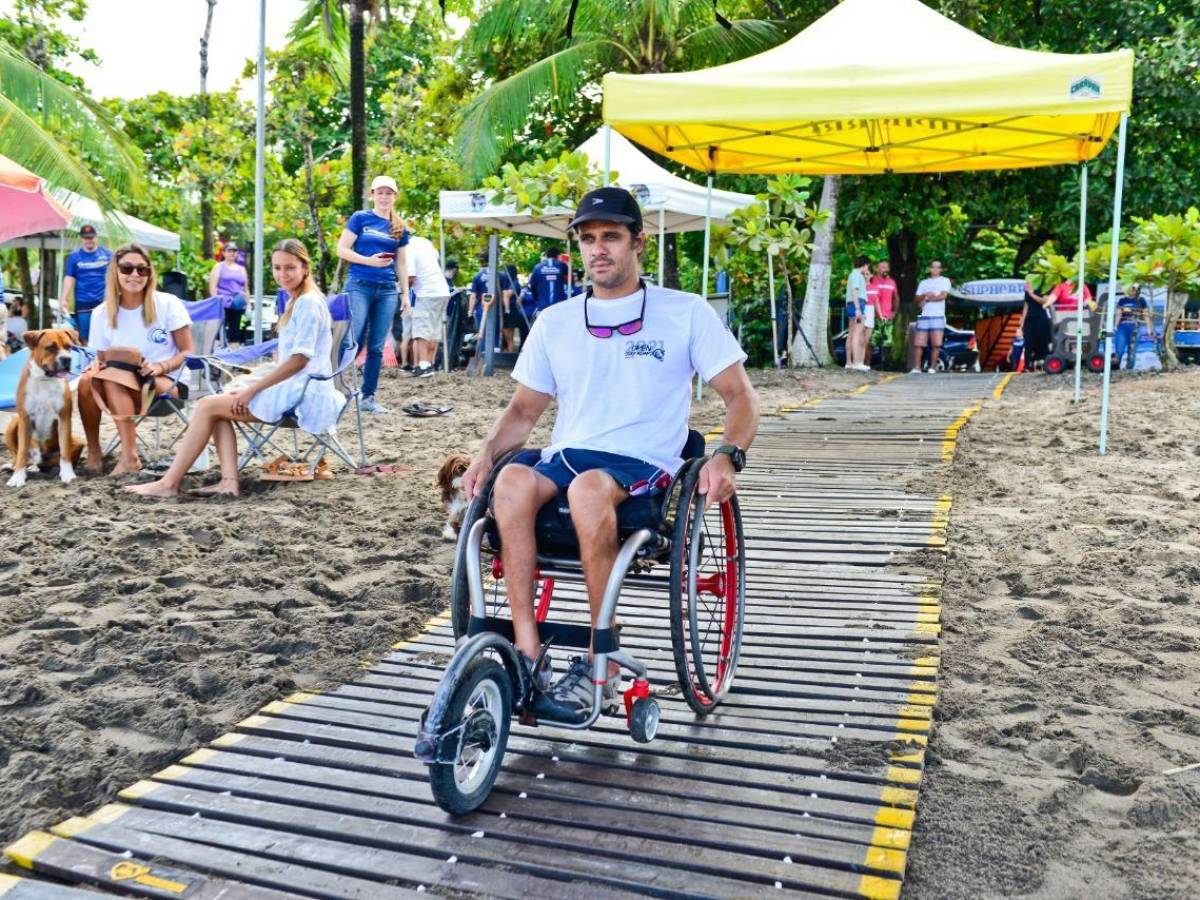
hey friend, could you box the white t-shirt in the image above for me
[513,283,747,474]
[88,291,192,369]
[915,276,951,318]
[407,235,446,300]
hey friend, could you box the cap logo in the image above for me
[592,198,604,205]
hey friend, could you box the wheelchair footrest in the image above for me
[467,616,619,653]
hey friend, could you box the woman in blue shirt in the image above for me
[336,174,409,413]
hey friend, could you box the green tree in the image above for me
[454,0,792,182]
[1122,209,1200,370]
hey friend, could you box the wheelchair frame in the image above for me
[415,444,747,815]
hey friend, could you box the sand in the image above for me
[906,368,1200,900]
[0,363,868,847]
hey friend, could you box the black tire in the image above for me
[428,657,512,816]
[668,460,746,716]
[629,697,660,743]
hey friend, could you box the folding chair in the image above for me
[235,293,368,475]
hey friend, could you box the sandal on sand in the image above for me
[401,403,453,418]
[354,463,420,476]
[313,458,334,481]
[260,455,314,482]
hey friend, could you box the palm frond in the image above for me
[677,18,791,67]
[454,39,630,182]
[0,39,144,203]
[463,0,564,58]
[289,0,347,42]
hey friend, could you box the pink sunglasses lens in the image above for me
[616,320,643,336]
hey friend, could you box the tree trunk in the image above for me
[1162,283,1186,370]
[303,134,332,292]
[886,227,919,369]
[792,175,840,367]
[663,233,680,289]
[349,0,368,213]
[198,0,217,261]
[15,248,35,326]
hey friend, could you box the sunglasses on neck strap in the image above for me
[584,280,646,338]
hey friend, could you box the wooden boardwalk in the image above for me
[3,373,1006,899]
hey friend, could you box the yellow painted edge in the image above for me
[90,804,132,825]
[393,609,453,650]
[2,832,56,870]
[914,605,940,616]
[864,845,908,875]
[907,681,937,694]
[896,718,931,733]
[898,704,933,720]
[913,655,939,667]
[118,780,161,801]
[871,825,911,852]
[182,747,218,765]
[851,383,872,395]
[908,665,938,678]
[285,691,317,704]
[152,764,193,782]
[906,691,937,706]
[925,536,947,547]
[857,874,902,899]
[891,745,927,763]
[51,816,100,838]
[914,613,939,625]
[212,732,246,748]
[885,765,923,785]
[914,622,941,636]
[877,795,917,819]
[993,371,1016,398]
[260,700,296,716]
[0,873,21,895]
[236,714,269,729]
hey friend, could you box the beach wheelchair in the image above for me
[415,430,747,814]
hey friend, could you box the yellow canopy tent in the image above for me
[600,0,1133,451]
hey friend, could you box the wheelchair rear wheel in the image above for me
[428,656,512,815]
[669,461,746,715]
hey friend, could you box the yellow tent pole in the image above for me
[1073,164,1087,403]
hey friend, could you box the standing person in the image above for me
[468,250,513,352]
[128,239,344,498]
[1113,284,1151,370]
[1049,276,1093,316]
[460,186,759,717]
[528,246,569,316]
[60,225,112,345]
[336,174,410,414]
[1019,276,1054,368]
[868,259,898,354]
[406,229,449,377]
[208,241,249,346]
[844,255,871,371]
[77,244,194,475]
[911,261,951,373]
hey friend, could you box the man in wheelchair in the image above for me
[462,186,760,722]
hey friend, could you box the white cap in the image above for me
[370,175,398,192]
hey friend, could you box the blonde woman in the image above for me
[78,243,193,475]
[129,239,344,498]
[336,174,409,413]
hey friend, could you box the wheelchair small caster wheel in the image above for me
[629,697,660,743]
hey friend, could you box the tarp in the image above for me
[0,188,180,252]
[0,349,28,411]
[439,128,755,236]
[0,156,71,243]
[602,0,1134,176]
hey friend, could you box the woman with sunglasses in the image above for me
[77,243,194,475]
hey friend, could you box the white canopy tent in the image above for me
[0,188,180,253]
[438,127,755,286]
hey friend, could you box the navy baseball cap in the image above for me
[79,225,97,237]
[569,186,643,233]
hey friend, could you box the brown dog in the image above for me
[5,328,83,488]
[435,452,472,540]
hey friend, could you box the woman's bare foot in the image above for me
[125,479,181,498]
[111,457,142,476]
[190,478,240,497]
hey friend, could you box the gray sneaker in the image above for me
[537,656,619,719]
[360,396,390,414]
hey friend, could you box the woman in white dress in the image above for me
[128,239,345,498]
[78,242,194,475]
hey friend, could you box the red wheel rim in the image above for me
[715,499,739,690]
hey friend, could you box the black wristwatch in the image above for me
[713,444,746,472]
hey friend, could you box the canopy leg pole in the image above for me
[1073,164,1087,404]
[439,218,450,373]
[697,174,713,401]
[604,125,612,182]
[657,209,665,287]
[252,0,266,345]
[566,234,573,291]
[1099,114,1128,454]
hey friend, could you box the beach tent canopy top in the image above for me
[439,129,755,236]
[0,155,71,244]
[0,188,180,252]
[602,0,1133,176]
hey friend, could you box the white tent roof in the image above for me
[0,188,180,253]
[439,129,755,236]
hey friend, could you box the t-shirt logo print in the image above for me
[624,339,665,362]
[149,328,169,345]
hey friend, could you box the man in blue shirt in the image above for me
[469,250,513,350]
[61,225,112,344]
[1114,284,1152,369]
[527,246,569,316]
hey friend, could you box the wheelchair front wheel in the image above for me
[669,462,746,716]
[428,657,512,815]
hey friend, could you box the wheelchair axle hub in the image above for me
[695,572,726,598]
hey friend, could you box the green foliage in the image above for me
[483,150,609,215]
[1121,208,1200,368]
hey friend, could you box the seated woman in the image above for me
[78,243,194,475]
[128,239,345,498]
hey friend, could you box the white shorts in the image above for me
[861,305,875,329]
[410,296,448,341]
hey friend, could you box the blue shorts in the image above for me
[529,448,671,497]
[915,316,945,333]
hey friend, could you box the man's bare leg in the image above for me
[492,464,560,662]
[567,469,627,678]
